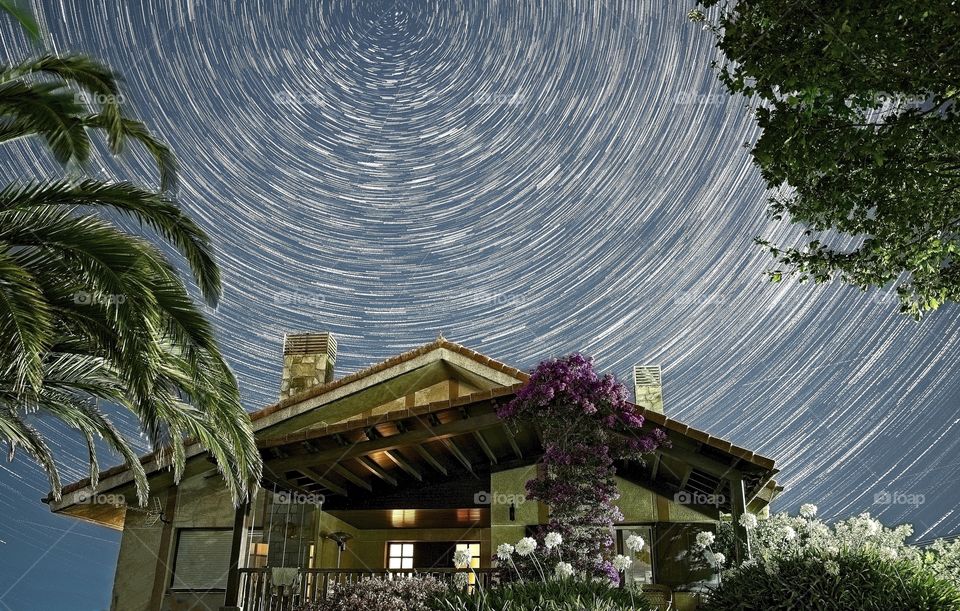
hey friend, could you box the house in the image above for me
[45,333,781,611]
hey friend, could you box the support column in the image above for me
[729,476,751,563]
[221,501,249,611]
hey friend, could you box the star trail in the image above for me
[1,2,959,608]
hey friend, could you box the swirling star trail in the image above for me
[1,2,959,608]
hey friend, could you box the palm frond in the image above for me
[0,0,41,44]
[0,80,90,163]
[0,404,60,499]
[0,180,220,304]
[83,114,177,192]
[0,248,51,393]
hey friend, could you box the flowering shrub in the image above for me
[431,578,654,611]
[497,354,665,581]
[701,550,960,611]
[708,505,960,585]
[696,505,960,609]
[297,575,448,611]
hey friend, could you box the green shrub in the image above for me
[430,579,654,611]
[702,550,960,611]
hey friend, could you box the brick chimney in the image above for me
[633,365,663,414]
[281,332,337,400]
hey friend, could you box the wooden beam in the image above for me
[730,475,752,562]
[472,431,498,465]
[265,412,502,472]
[382,450,423,482]
[305,469,349,496]
[356,456,397,486]
[222,501,248,610]
[330,464,373,492]
[502,425,523,459]
[441,438,475,475]
[650,453,661,480]
[415,445,448,476]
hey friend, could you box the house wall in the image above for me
[489,465,543,552]
[110,469,239,611]
[111,489,172,611]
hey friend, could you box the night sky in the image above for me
[1,2,959,609]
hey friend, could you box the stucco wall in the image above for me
[110,491,168,611]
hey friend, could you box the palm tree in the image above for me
[0,8,261,505]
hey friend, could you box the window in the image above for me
[245,530,269,569]
[171,529,233,590]
[454,543,480,569]
[388,543,414,569]
[455,542,481,589]
[617,526,654,586]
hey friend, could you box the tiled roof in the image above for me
[54,338,527,499]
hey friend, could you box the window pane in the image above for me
[401,558,413,569]
[388,557,402,569]
[402,544,413,557]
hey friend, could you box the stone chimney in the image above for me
[633,365,663,414]
[281,332,337,400]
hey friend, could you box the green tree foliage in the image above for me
[0,6,260,504]
[695,1,960,317]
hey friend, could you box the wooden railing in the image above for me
[238,567,498,611]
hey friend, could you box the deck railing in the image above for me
[238,567,498,611]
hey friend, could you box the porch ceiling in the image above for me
[259,389,781,517]
[325,508,489,530]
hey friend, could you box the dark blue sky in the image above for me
[2,2,959,609]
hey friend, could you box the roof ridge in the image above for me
[251,336,526,421]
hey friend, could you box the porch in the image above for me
[236,567,497,610]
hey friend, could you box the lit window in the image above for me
[455,543,481,588]
[388,543,414,569]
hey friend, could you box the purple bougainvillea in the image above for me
[498,353,667,582]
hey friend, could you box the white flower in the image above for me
[879,547,898,560]
[554,561,574,579]
[515,537,538,557]
[712,552,726,567]
[780,526,797,541]
[496,543,514,560]
[453,572,469,588]
[740,558,758,569]
[625,534,645,553]
[764,561,780,576]
[453,548,472,567]
[824,559,840,576]
[612,554,633,572]
[695,531,716,549]
[739,513,758,530]
[800,503,818,519]
[544,532,563,549]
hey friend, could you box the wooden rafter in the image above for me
[415,445,448,476]
[356,456,398,486]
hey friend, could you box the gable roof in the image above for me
[45,337,780,525]
[46,337,527,513]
